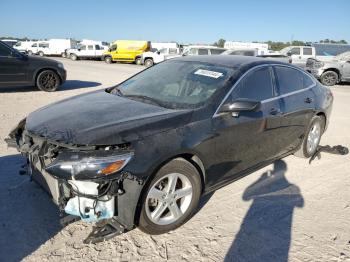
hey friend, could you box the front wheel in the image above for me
[70,54,78,61]
[144,58,154,67]
[38,51,44,57]
[135,57,141,65]
[320,71,338,86]
[294,115,325,158]
[138,158,202,235]
[36,70,60,92]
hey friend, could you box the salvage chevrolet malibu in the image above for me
[6,56,333,242]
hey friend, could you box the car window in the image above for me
[88,45,93,50]
[303,47,312,55]
[95,45,100,50]
[274,66,312,94]
[198,49,209,55]
[80,45,86,50]
[39,43,49,48]
[210,49,225,55]
[229,66,274,101]
[290,47,300,55]
[230,50,255,56]
[0,42,12,56]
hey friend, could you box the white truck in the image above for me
[150,42,178,51]
[27,39,77,57]
[279,46,316,68]
[224,41,269,55]
[141,47,181,67]
[67,43,105,61]
[13,41,35,53]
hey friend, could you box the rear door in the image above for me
[210,65,283,187]
[273,65,316,153]
[0,42,28,86]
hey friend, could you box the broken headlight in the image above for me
[46,151,133,180]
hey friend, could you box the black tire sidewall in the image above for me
[138,158,202,235]
[36,70,60,92]
[105,56,112,63]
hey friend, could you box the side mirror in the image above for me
[157,51,160,55]
[219,99,261,114]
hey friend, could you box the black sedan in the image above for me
[7,55,333,241]
[0,41,66,91]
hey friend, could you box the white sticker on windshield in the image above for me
[194,69,223,79]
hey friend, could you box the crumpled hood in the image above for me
[26,90,192,145]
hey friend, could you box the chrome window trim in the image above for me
[213,63,316,118]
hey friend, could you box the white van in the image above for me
[182,45,226,56]
[141,47,181,67]
[28,39,77,57]
[13,41,35,53]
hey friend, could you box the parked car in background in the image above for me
[0,40,66,91]
[6,55,332,241]
[103,40,151,64]
[222,49,291,63]
[151,42,178,51]
[224,41,269,55]
[2,39,18,47]
[67,44,105,61]
[280,46,315,67]
[141,47,181,67]
[27,39,77,57]
[13,41,35,53]
[182,45,226,56]
[306,51,350,86]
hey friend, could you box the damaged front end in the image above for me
[6,118,144,243]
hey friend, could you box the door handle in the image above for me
[304,97,313,103]
[270,108,281,115]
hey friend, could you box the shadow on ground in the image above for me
[0,154,62,262]
[225,160,304,262]
[0,80,101,93]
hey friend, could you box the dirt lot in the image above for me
[0,58,350,262]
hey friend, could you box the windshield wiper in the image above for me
[124,94,166,108]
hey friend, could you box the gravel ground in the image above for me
[0,58,350,262]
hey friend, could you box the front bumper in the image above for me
[306,68,323,78]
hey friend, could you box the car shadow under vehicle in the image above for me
[224,160,304,262]
[0,80,101,93]
[0,154,62,262]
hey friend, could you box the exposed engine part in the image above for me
[64,180,115,222]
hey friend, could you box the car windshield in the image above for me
[111,60,235,109]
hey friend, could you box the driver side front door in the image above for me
[207,66,284,189]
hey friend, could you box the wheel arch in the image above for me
[323,68,341,79]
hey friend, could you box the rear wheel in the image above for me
[135,57,141,65]
[38,51,44,57]
[27,50,33,55]
[61,52,66,58]
[138,158,201,235]
[104,56,112,64]
[294,115,325,158]
[70,54,78,61]
[36,70,60,92]
[144,58,154,67]
[320,71,338,86]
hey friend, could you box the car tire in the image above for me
[104,56,112,64]
[144,58,154,67]
[70,54,78,61]
[135,57,142,65]
[38,51,44,57]
[138,158,202,235]
[36,70,60,92]
[294,115,325,158]
[27,50,33,55]
[320,71,338,86]
[61,52,66,58]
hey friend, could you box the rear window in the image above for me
[210,49,225,55]
[274,66,313,95]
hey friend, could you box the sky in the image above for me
[1,0,349,44]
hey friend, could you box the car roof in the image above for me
[173,55,289,69]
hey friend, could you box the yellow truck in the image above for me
[103,40,151,64]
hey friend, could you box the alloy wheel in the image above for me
[145,173,193,225]
[39,72,58,91]
[306,121,321,154]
